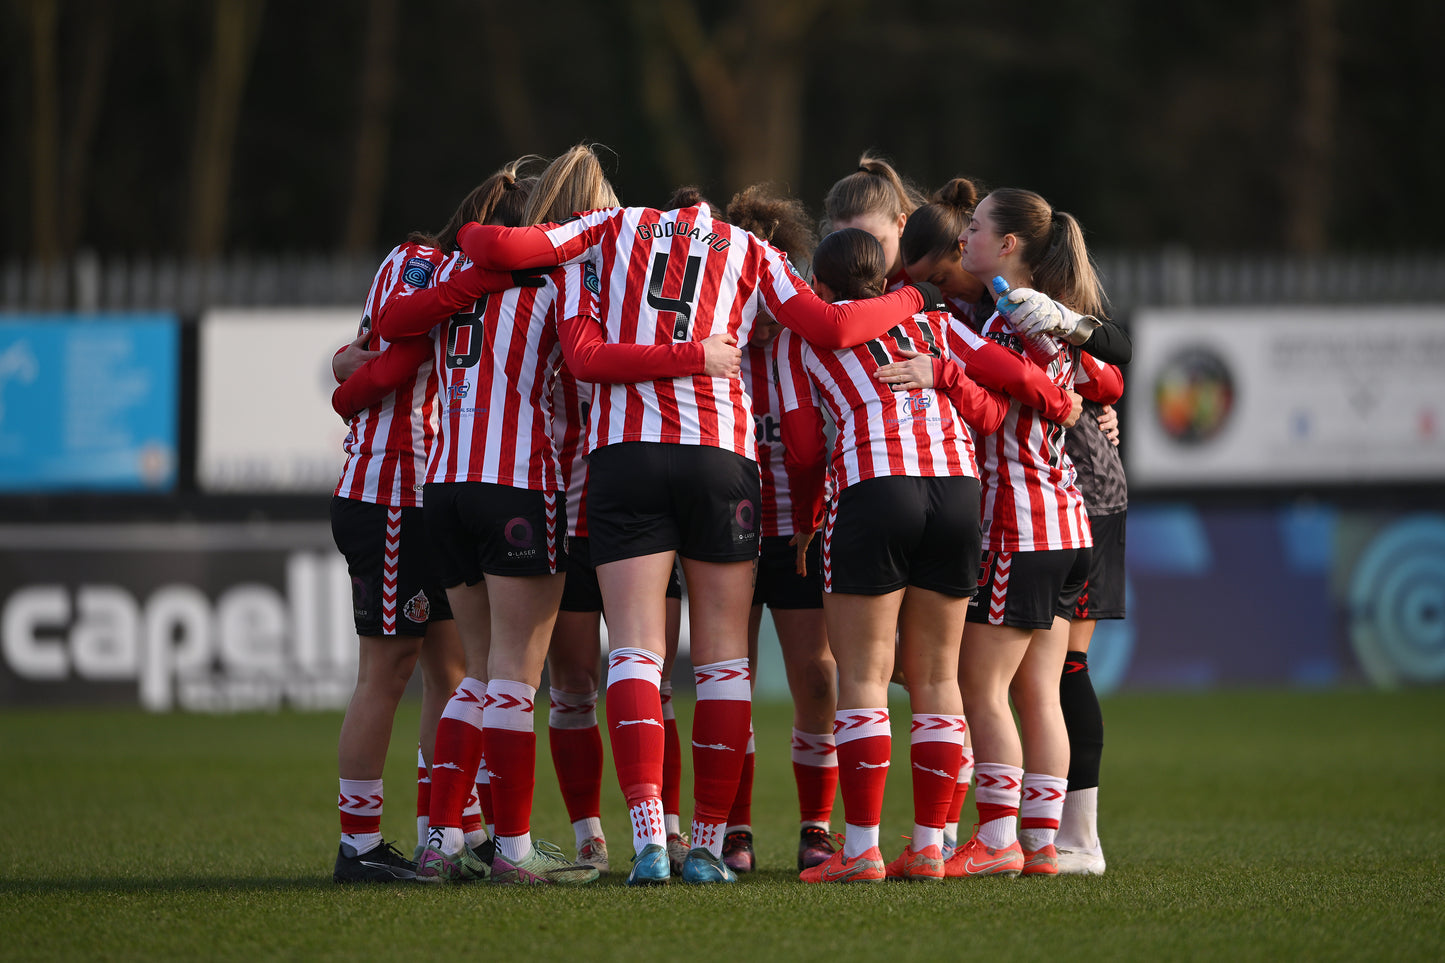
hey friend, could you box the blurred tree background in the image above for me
[3,0,1440,264]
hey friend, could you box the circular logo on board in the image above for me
[1154,346,1234,444]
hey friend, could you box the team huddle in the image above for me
[326,145,1129,887]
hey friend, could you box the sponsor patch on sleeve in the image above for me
[402,256,436,289]
[583,260,601,294]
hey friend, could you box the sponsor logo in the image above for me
[402,257,436,288]
[732,499,757,543]
[1,550,358,712]
[583,261,601,295]
[1155,346,1235,444]
[447,383,471,403]
[901,392,933,416]
[753,413,782,446]
[504,517,534,549]
[351,576,369,616]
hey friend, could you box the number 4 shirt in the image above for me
[459,205,934,464]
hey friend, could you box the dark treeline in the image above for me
[3,0,1439,262]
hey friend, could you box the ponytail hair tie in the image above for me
[857,166,872,174]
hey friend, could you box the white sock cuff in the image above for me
[910,713,967,745]
[338,778,383,816]
[834,708,890,745]
[608,647,664,685]
[483,679,536,732]
[974,762,1024,806]
[439,677,487,729]
[791,728,838,768]
[694,658,751,701]
[1020,772,1069,815]
[548,687,599,730]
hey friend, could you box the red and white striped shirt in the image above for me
[334,243,444,507]
[775,310,977,494]
[949,314,1106,552]
[550,365,592,537]
[741,341,792,537]
[424,254,593,490]
[539,204,814,461]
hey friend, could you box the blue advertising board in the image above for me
[0,314,179,491]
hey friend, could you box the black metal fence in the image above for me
[6,250,1445,314]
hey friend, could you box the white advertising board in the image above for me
[1127,307,1445,486]
[198,309,358,492]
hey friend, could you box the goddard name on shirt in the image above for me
[635,219,731,253]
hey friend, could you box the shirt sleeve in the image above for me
[556,314,706,384]
[1080,319,1133,366]
[331,336,434,421]
[458,208,619,270]
[1074,351,1125,405]
[773,330,827,534]
[948,319,1074,423]
[755,241,929,350]
[932,357,1011,437]
[375,264,522,341]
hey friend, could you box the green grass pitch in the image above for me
[2,689,1442,961]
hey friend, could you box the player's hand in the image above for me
[1062,389,1083,428]
[873,349,934,391]
[1097,403,1120,446]
[333,331,378,383]
[702,332,742,379]
[1001,287,1071,338]
[789,529,817,576]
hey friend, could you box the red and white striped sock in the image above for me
[427,677,486,854]
[607,647,666,853]
[549,687,603,833]
[1018,772,1068,851]
[945,746,975,841]
[791,727,838,829]
[835,708,891,859]
[339,777,383,854]
[690,659,751,858]
[415,746,430,847]
[484,678,537,863]
[660,679,682,837]
[974,761,1024,849]
[726,726,755,833]
[910,714,966,851]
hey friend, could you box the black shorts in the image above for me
[561,536,683,613]
[752,535,823,610]
[586,442,761,566]
[822,475,981,598]
[422,481,567,586]
[331,496,453,637]
[967,546,1091,629]
[1074,510,1126,620]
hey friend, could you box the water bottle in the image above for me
[992,276,1059,365]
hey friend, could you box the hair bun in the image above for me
[935,177,979,213]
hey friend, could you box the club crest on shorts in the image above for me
[402,589,431,624]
